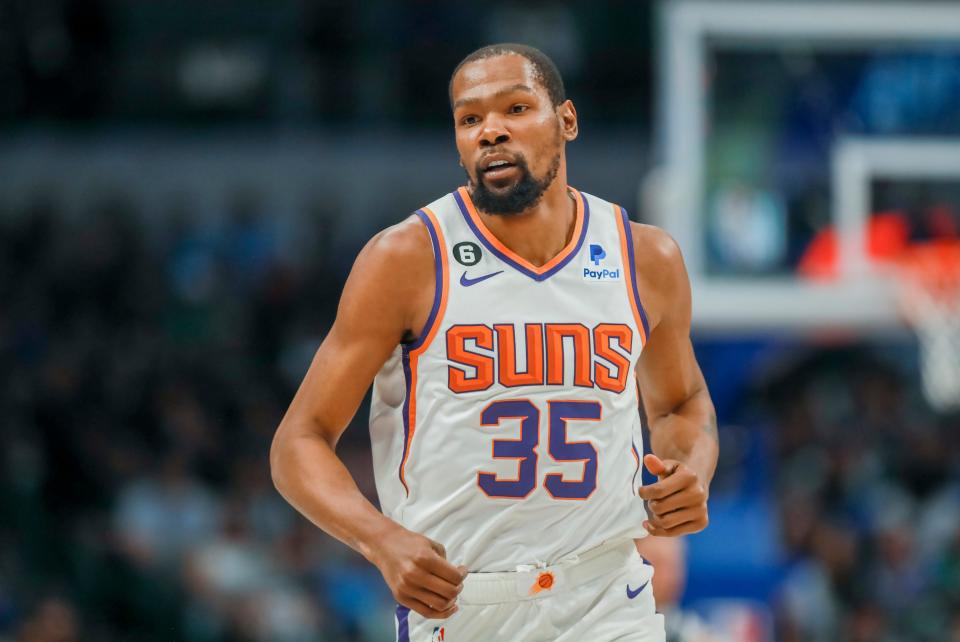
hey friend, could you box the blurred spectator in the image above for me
[14,597,78,642]
[182,501,320,641]
[114,453,222,568]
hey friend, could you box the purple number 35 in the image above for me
[477,399,601,500]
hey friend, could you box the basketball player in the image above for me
[271,44,718,641]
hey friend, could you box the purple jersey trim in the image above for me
[399,347,413,496]
[408,209,444,350]
[619,207,651,340]
[397,209,445,496]
[453,190,590,282]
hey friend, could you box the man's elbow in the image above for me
[268,417,337,493]
[269,428,288,494]
[270,420,306,496]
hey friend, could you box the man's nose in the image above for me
[479,117,510,147]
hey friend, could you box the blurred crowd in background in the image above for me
[0,189,396,641]
[765,356,960,642]
[1,1,960,641]
[0,0,653,128]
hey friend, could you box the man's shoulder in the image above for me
[628,222,684,277]
[346,215,437,307]
[626,222,689,331]
[343,214,437,338]
[366,214,435,265]
[361,186,464,272]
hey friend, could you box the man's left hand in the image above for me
[637,454,709,537]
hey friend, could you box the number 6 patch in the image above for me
[453,241,482,266]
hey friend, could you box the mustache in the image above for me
[474,152,528,176]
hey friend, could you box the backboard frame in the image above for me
[658,1,960,332]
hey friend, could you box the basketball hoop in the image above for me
[894,241,960,412]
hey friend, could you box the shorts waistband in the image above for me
[459,539,637,605]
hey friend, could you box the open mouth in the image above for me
[482,159,519,180]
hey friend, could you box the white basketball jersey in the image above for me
[370,186,652,572]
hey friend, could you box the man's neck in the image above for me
[474,180,576,268]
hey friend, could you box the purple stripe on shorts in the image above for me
[396,604,410,642]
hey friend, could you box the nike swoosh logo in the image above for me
[459,270,503,287]
[626,581,649,599]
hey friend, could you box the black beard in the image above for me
[469,153,560,217]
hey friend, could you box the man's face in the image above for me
[451,54,576,215]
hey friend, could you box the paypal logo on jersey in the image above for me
[583,243,621,281]
[584,266,621,281]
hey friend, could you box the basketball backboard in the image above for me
[656,1,960,333]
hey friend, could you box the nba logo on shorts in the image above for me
[431,626,445,641]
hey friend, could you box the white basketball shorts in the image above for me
[395,539,665,642]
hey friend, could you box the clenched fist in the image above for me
[370,524,468,619]
[637,454,709,537]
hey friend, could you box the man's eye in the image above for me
[461,115,479,126]
[510,104,528,113]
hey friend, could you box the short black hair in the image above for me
[449,43,566,108]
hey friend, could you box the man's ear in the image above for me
[558,99,578,142]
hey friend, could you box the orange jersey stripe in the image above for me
[457,186,585,275]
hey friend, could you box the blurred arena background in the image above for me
[2,1,959,640]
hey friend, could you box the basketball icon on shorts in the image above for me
[529,571,555,595]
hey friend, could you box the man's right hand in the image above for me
[370,524,468,619]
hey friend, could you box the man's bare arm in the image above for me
[633,224,718,537]
[269,215,466,618]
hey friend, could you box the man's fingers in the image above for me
[650,506,702,530]
[643,453,666,476]
[429,539,447,558]
[644,509,669,533]
[421,551,469,585]
[647,488,705,516]
[403,596,459,620]
[636,480,666,501]
[637,464,701,500]
[644,519,702,537]
[643,510,708,537]
[405,585,458,613]
[643,521,677,537]
[636,473,688,500]
[420,571,463,602]
[432,602,459,620]
[643,454,680,479]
